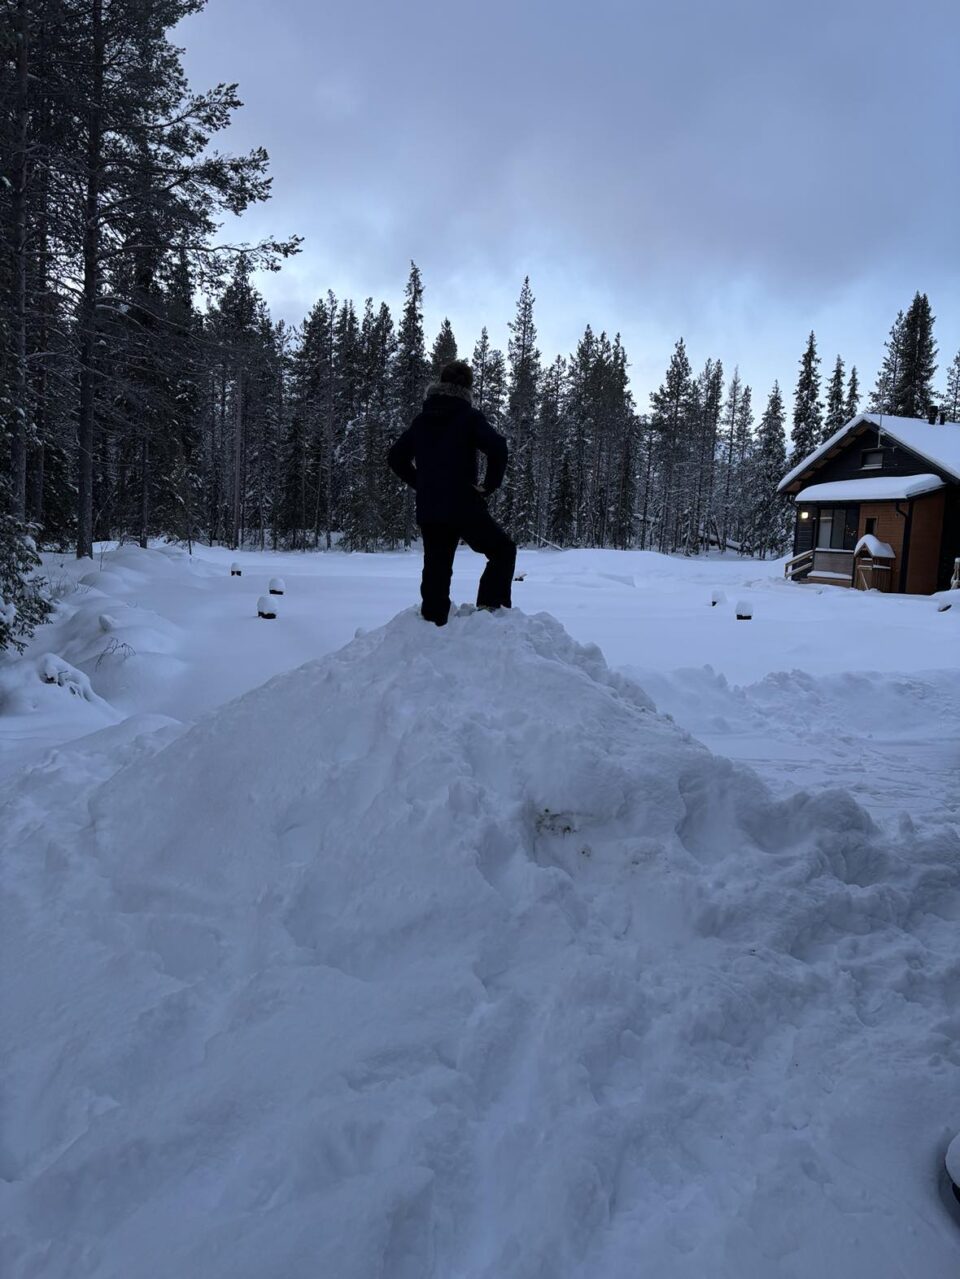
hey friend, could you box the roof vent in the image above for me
[927,405,938,424]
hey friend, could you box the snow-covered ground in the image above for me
[2,543,959,1277]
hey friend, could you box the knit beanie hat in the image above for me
[439,360,473,390]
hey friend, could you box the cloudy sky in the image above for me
[179,0,959,407]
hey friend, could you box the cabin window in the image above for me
[865,517,877,536]
[861,449,884,470]
[816,506,859,550]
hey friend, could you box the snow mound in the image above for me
[4,609,960,1278]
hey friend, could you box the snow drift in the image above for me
[3,608,959,1278]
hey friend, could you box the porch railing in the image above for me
[784,548,814,580]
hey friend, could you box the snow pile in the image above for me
[3,608,960,1278]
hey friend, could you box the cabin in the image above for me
[779,411,960,594]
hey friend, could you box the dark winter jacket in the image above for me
[387,384,508,525]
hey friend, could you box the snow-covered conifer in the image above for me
[789,332,822,464]
[429,319,458,380]
[892,292,937,418]
[823,355,847,440]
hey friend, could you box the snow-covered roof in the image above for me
[854,533,895,559]
[795,474,946,503]
[779,413,960,492]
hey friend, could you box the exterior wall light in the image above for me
[800,510,810,520]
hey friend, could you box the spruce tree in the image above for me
[471,329,493,411]
[0,483,51,651]
[844,365,860,421]
[893,292,937,418]
[429,318,458,380]
[789,331,823,464]
[746,383,790,559]
[824,355,847,440]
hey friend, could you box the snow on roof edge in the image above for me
[795,474,946,503]
[778,413,960,492]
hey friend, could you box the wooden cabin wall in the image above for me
[904,490,946,595]
[856,502,907,562]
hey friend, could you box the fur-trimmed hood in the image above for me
[425,381,473,406]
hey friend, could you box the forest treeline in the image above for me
[2,1,958,650]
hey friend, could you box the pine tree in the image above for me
[429,318,458,380]
[717,368,744,550]
[943,351,960,421]
[689,356,723,552]
[66,0,299,558]
[823,355,846,440]
[870,310,906,414]
[287,292,336,547]
[390,262,428,545]
[893,292,937,418]
[536,356,566,543]
[504,278,540,540]
[790,332,822,464]
[844,365,860,421]
[608,336,637,549]
[745,383,790,559]
[649,338,694,553]
[566,326,597,543]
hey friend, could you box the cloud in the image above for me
[180,0,960,402]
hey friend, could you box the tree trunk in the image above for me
[231,369,243,548]
[139,436,149,547]
[10,0,30,519]
[76,0,104,558]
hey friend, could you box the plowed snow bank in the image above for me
[3,608,959,1278]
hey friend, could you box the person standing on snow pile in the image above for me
[388,360,516,627]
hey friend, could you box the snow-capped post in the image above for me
[736,599,752,621]
[230,562,242,577]
[257,595,277,620]
[269,577,285,596]
[710,589,725,607]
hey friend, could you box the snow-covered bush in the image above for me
[0,507,52,653]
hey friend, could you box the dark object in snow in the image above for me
[269,577,285,596]
[938,601,952,612]
[230,562,242,577]
[514,572,526,582]
[736,599,752,620]
[257,596,277,620]
[947,1132,960,1206]
[711,589,725,607]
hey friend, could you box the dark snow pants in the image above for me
[419,508,517,626]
